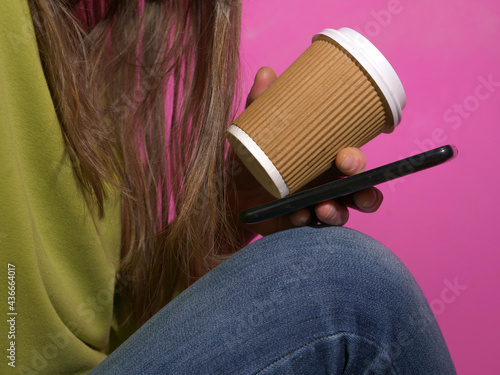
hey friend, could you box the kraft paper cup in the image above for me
[227,28,406,198]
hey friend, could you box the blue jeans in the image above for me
[91,226,456,374]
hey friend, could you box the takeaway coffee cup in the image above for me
[227,28,406,198]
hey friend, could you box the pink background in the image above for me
[239,0,500,373]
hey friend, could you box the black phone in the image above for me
[240,145,458,224]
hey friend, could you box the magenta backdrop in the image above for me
[239,0,500,373]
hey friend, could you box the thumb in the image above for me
[246,66,277,107]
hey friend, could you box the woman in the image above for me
[0,0,455,373]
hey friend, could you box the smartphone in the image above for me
[240,145,458,224]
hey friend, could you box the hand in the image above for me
[229,67,383,241]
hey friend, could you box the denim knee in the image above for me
[247,225,436,334]
[247,225,420,302]
[244,226,453,374]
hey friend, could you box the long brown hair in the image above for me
[28,0,242,325]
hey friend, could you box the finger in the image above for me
[335,147,367,176]
[289,208,313,227]
[353,188,383,213]
[246,66,277,107]
[338,187,384,213]
[314,200,350,226]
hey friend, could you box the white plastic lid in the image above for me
[313,28,406,130]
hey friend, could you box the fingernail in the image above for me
[340,155,355,172]
[292,213,311,227]
[359,189,378,208]
[324,205,337,220]
[256,67,266,81]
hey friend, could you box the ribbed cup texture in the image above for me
[232,38,390,194]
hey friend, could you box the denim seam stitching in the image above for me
[253,331,401,375]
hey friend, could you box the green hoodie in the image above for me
[0,1,123,373]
